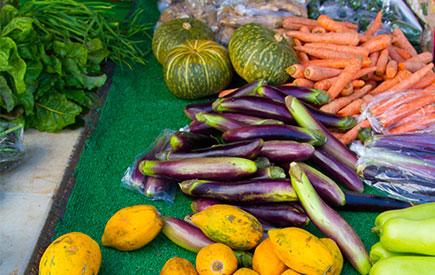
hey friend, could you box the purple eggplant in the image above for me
[252,166,286,179]
[222,80,267,98]
[213,96,294,124]
[143,176,176,202]
[255,85,286,102]
[195,112,247,132]
[285,95,358,169]
[298,162,346,206]
[366,134,435,154]
[140,157,257,180]
[188,120,216,135]
[157,139,263,160]
[170,131,216,152]
[303,103,357,131]
[223,113,284,126]
[184,102,213,120]
[222,124,326,146]
[260,140,315,162]
[339,191,412,212]
[289,162,371,275]
[276,85,330,105]
[311,148,364,193]
[162,217,213,252]
[191,199,308,227]
[179,179,298,203]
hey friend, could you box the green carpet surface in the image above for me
[55,1,379,274]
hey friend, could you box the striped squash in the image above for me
[228,23,298,85]
[164,40,232,99]
[152,18,214,64]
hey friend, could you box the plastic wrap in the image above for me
[121,129,177,203]
[351,133,435,203]
[0,121,24,173]
[307,0,425,50]
[361,90,435,135]
[157,0,307,44]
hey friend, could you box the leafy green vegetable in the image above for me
[0,75,16,112]
[0,37,26,94]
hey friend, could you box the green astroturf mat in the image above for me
[54,1,379,273]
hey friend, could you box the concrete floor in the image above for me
[0,129,81,275]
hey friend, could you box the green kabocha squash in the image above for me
[164,39,232,99]
[152,18,214,64]
[228,23,298,85]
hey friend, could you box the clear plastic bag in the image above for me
[121,129,177,203]
[351,134,435,203]
[361,90,435,135]
[0,121,24,173]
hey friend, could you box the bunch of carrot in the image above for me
[280,12,435,144]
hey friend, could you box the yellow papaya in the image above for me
[160,257,197,275]
[253,238,287,275]
[268,227,334,275]
[191,204,263,250]
[196,243,238,275]
[39,232,101,275]
[281,269,301,275]
[101,204,163,251]
[233,268,259,275]
[320,238,343,275]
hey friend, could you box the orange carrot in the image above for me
[389,113,435,134]
[355,67,377,79]
[388,46,405,62]
[300,25,310,33]
[294,45,361,60]
[404,52,433,64]
[398,61,426,73]
[340,120,371,145]
[370,70,412,95]
[385,60,398,79]
[305,58,371,68]
[362,94,373,103]
[341,83,354,96]
[352,79,365,88]
[376,48,389,75]
[294,39,309,63]
[368,51,379,79]
[304,65,342,81]
[303,43,369,57]
[317,14,351,32]
[370,74,384,81]
[412,72,435,89]
[286,31,360,46]
[394,47,413,60]
[312,26,327,33]
[218,88,238,98]
[391,104,435,129]
[360,11,383,42]
[342,22,358,30]
[387,63,434,92]
[392,28,417,56]
[313,67,375,90]
[338,98,364,116]
[320,84,373,113]
[328,58,362,99]
[370,90,433,115]
[422,83,435,92]
[283,16,319,28]
[292,78,314,88]
[362,34,392,53]
[286,64,305,78]
[282,23,310,30]
[331,132,344,139]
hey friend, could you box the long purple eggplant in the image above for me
[222,80,267,98]
[285,95,358,168]
[303,103,356,131]
[339,191,412,212]
[184,102,213,120]
[255,85,286,102]
[191,199,308,227]
[260,140,314,162]
[277,85,330,105]
[170,131,216,152]
[140,157,257,180]
[289,162,371,275]
[311,148,364,193]
[143,176,175,202]
[179,179,298,203]
[188,120,216,135]
[162,217,213,252]
[299,162,346,206]
[195,112,246,132]
[213,96,294,124]
[157,139,263,160]
[223,113,284,125]
[252,166,286,179]
[222,124,326,146]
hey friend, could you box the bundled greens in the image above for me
[0,1,152,132]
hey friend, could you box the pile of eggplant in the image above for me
[138,81,410,227]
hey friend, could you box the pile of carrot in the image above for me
[280,12,435,144]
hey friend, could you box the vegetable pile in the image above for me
[0,1,151,132]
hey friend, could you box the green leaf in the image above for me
[86,38,109,65]
[24,60,42,83]
[82,74,106,90]
[0,75,16,112]
[39,46,62,75]
[16,85,34,115]
[0,37,26,94]
[0,5,18,28]
[1,17,34,42]
[54,41,87,66]
[65,89,95,108]
[27,92,82,132]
